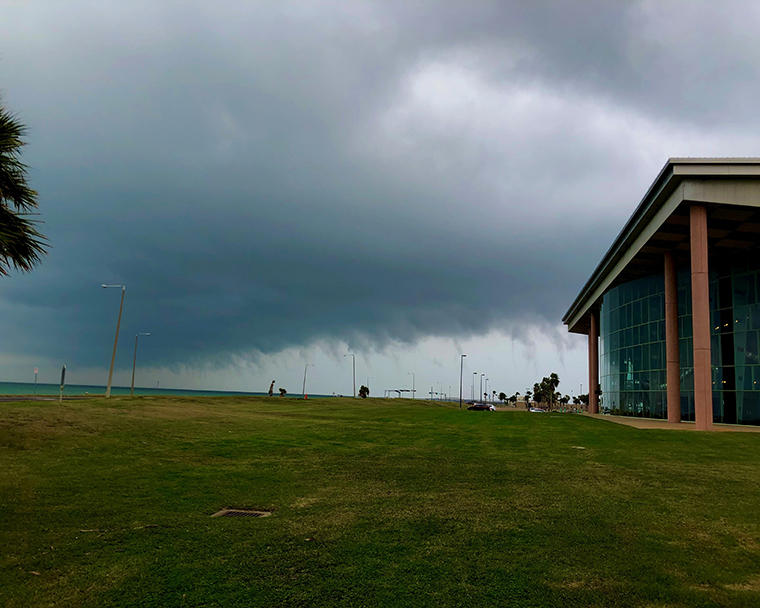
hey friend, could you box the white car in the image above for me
[529,407,546,413]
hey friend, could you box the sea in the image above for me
[0,381,332,399]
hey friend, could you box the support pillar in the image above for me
[690,204,713,431]
[664,251,681,423]
[588,309,599,415]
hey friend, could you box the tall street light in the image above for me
[344,354,355,397]
[302,364,314,398]
[407,372,415,399]
[131,333,151,396]
[102,284,125,398]
[480,373,485,402]
[459,354,466,409]
[472,371,477,401]
[485,378,489,402]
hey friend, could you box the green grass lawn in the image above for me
[2,396,760,607]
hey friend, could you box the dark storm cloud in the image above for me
[1,1,759,368]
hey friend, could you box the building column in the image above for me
[690,204,713,431]
[589,309,599,415]
[664,251,681,423]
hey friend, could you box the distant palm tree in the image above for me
[0,102,46,275]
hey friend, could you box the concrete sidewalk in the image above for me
[584,413,760,433]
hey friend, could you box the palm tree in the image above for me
[0,102,46,275]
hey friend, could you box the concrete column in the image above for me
[589,310,599,415]
[690,204,713,431]
[664,251,681,423]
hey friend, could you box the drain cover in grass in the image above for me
[211,509,271,518]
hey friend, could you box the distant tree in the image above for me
[525,390,532,407]
[559,394,570,405]
[498,392,507,403]
[492,390,496,402]
[0,102,47,275]
[358,385,369,398]
[279,388,287,397]
[578,393,589,406]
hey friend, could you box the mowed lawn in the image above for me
[2,397,760,607]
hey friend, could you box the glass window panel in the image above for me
[751,305,760,331]
[634,345,643,371]
[735,305,750,332]
[647,322,657,344]
[711,335,722,367]
[652,342,663,369]
[625,327,634,347]
[746,331,759,365]
[683,369,694,391]
[641,298,650,324]
[649,295,659,323]
[712,365,722,390]
[739,391,760,425]
[733,274,754,306]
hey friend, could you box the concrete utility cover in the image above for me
[211,509,271,518]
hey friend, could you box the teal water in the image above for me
[0,382,332,398]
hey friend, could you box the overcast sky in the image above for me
[2,1,760,396]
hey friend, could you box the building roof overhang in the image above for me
[563,158,760,335]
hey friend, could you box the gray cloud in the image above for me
[2,1,760,371]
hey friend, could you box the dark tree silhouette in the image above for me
[0,102,46,275]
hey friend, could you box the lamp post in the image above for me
[480,374,485,403]
[102,284,125,398]
[344,354,355,396]
[131,332,150,396]
[472,371,477,401]
[407,372,415,399]
[485,378,489,402]
[459,354,466,409]
[302,364,313,398]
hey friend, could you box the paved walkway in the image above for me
[584,413,760,433]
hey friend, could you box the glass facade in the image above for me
[599,247,760,426]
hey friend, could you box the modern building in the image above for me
[563,159,760,430]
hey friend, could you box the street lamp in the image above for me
[407,372,415,399]
[131,332,150,396]
[472,371,477,401]
[302,364,314,398]
[480,374,485,402]
[344,354,355,397]
[102,284,125,398]
[459,354,466,409]
[485,378,489,402]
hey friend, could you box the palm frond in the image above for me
[0,100,47,274]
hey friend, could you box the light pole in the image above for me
[102,284,125,398]
[480,374,485,403]
[131,332,150,396]
[472,372,477,401]
[302,364,314,397]
[459,354,466,409]
[407,372,415,399]
[344,354,355,396]
[485,378,489,402]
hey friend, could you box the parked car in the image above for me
[529,407,546,413]
[467,402,493,411]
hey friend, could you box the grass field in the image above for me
[2,396,760,607]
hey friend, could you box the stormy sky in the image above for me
[2,1,760,396]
